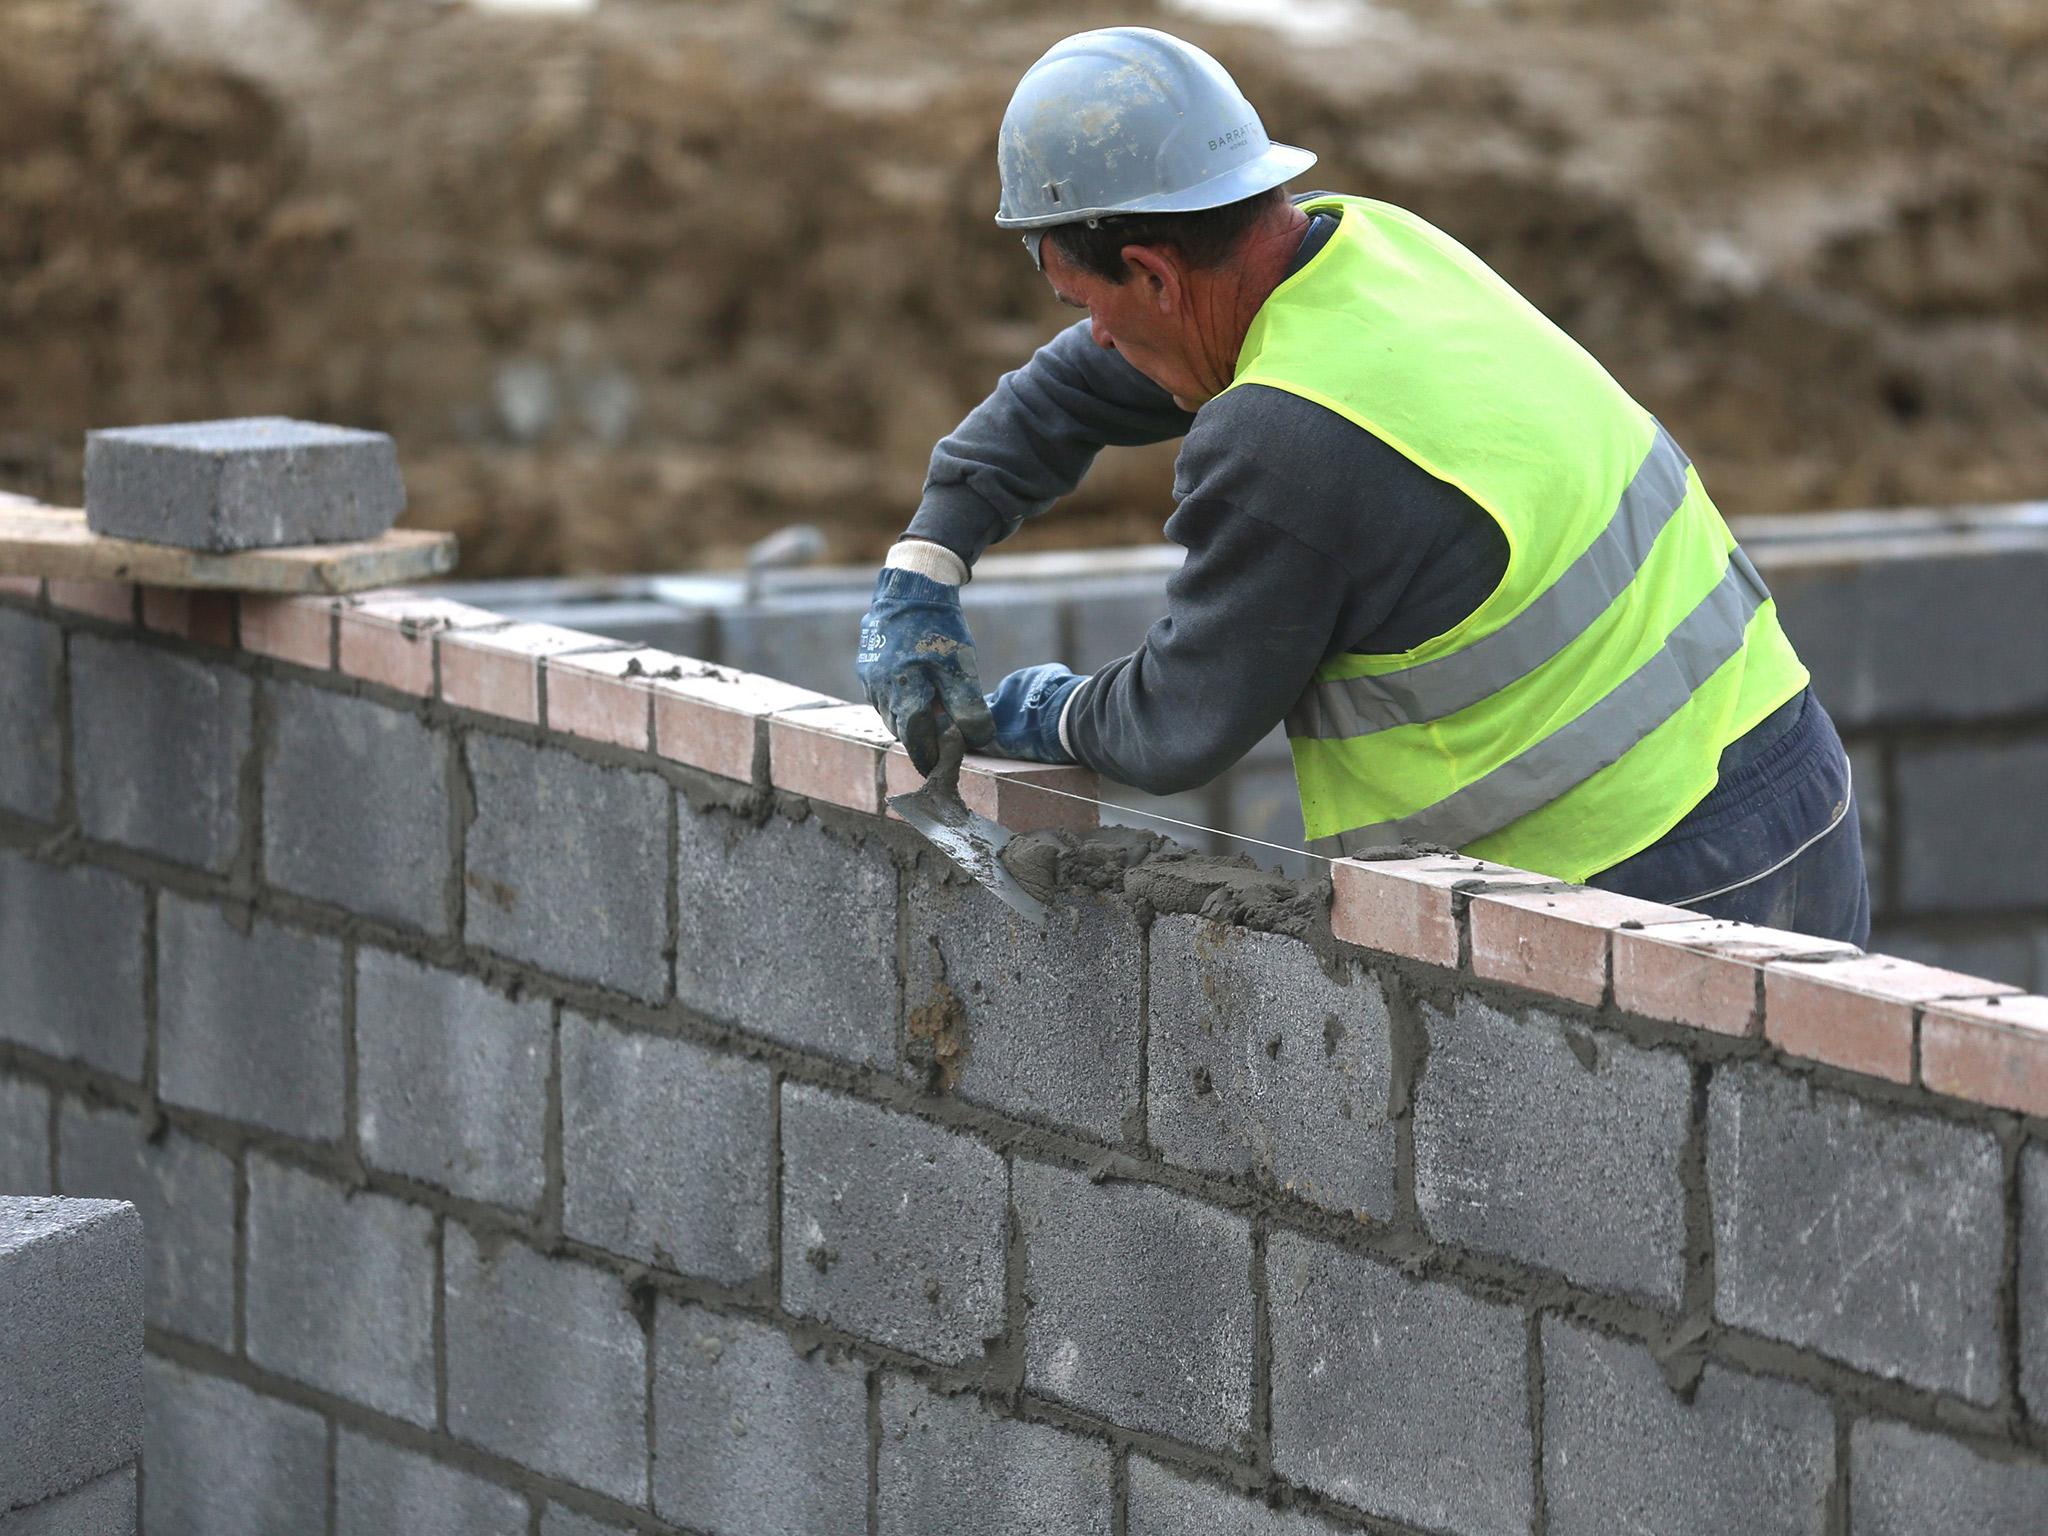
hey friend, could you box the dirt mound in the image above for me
[2,0,2044,577]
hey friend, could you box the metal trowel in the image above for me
[887,728,1052,928]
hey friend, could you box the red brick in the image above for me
[1920,994,2048,1116]
[1613,918,1859,1037]
[338,593,503,696]
[46,580,135,623]
[140,588,238,648]
[1330,856,1549,969]
[883,747,1099,834]
[769,703,895,814]
[651,670,834,785]
[0,576,41,600]
[239,595,337,669]
[440,623,620,724]
[1468,884,1694,1007]
[543,647,695,750]
[1763,954,2020,1085]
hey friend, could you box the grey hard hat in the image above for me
[994,27,1316,233]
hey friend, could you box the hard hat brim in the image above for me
[993,143,1318,230]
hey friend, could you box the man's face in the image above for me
[1040,238,1206,410]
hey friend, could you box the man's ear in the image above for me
[1121,245,1182,314]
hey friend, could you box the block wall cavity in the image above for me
[0,578,2045,1536]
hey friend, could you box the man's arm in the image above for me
[904,319,1196,567]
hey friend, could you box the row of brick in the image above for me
[8,575,2046,1125]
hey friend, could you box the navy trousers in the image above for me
[1587,687,1871,947]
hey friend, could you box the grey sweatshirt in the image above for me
[904,213,1510,796]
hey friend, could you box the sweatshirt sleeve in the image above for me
[904,319,1197,565]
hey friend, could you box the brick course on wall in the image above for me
[0,576,2045,1534]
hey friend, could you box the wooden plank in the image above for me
[0,506,458,595]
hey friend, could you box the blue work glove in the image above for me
[856,567,995,774]
[984,663,1085,763]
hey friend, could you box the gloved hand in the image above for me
[984,663,1085,763]
[856,566,995,774]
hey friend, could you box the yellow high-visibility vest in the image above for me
[1235,197,1808,882]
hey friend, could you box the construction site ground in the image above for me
[2,0,2043,578]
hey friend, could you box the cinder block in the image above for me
[245,1155,437,1426]
[780,1084,1006,1363]
[0,1198,143,1512]
[957,580,1066,685]
[1065,574,1169,671]
[1468,884,1692,1008]
[464,735,669,1003]
[143,1359,327,1536]
[440,623,617,725]
[57,1103,235,1349]
[1267,1229,1530,1536]
[157,895,346,1140]
[1147,917,1396,1220]
[1015,1160,1252,1451]
[1127,1458,1337,1536]
[1763,953,2014,1085]
[262,680,452,931]
[0,1076,50,1194]
[0,609,61,820]
[561,1011,772,1283]
[1895,739,2048,913]
[338,594,502,697]
[356,949,550,1210]
[877,1377,1112,1536]
[335,1429,529,1536]
[1849,1418,2048,1534]
[1541,1318,1833,1535]
[237,595,336,670]
[445,1226,646,1502]
[1869,925,2035,992]
[84,418,403,550]
[540,1510,628,1536]
[1414,997,1691,1305]
[0,854,147,1080]
[1708,1060,2004,1403]
[71,634,251,871]
[2023,1145,2047,1423]
[674,802,897,1068]
[651,1302,868,1536]
[712,590,869,701]
[0,1464,136,1535]
[904,878,1142,1144]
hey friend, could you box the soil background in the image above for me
[2,0,2044,577]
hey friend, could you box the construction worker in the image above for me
[857,26,1869,944]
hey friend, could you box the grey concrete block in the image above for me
[245,1155,437,1425]
[1015,1160,1252,1451]
[1147,918,1395,1220]
[2023,1145,2047,1424]
[263,681,452,931]
[0,609,61,821]
[1708,1061,2004,1403]
[1541,1318,1833,1536]
[877,1376,1113,1536]
[905,878,1142,1144]
[464,735,669,1003]
[1127,1458,1338,1536]
[675,803,897,1069]
[445,1226,645,1502]
[70,635,251,871]
[57,1104,235,1349]
[1415,997,1691,1305]
[1844,741,1887,919]
[561,1011,772,1283]
[0,1076,50,1195]
[0,1198,143,1512]
[143,1359,326,1536]
[540,1510,629,1536]
[157,895,346,1140]
[1850,1418,2048,1534]
[712,590,869,702]
[0,855,147,1080]
[1267,1229,1530,1536]
[652,1303,868,1536]
[357,949,551,1210]
[780,1084,1006,1363]
[85,417,403,551]
[1216,757,1311,878]
[0,1465,136,1536]
[336,1429,529,1536]
[1866,924,2036,991]
[1894,738,2048,913]
[1065,574,1169,672]
[959,581,1068,685]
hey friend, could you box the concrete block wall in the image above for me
[2,575,2047,1534]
